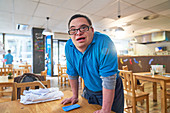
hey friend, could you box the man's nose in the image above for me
[76,29,82,35]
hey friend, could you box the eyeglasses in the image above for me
[68,25,92,35]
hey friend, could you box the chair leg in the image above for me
[132,98,136,113]
[60,77,62,86]
[139,85,144,105]
[58,75,60,84]
[68,79,70,86]
[146,96,149,113]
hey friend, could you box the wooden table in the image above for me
[0,78,14,97]
[0,90,115,113]
[19,64,31,72]
[133,72,170,113]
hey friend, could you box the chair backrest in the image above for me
[41,70,47,80]
[57,64,61,76]
[13,73,46,99]
[22,69,29,74]
[122,65,128,71]
[14,69,29,77]
[41,70,47,76]
[13,80,50,100]
[19,64,32,72]
[0,67,13,76]
[5,64,13,69]
[119,70,135,97]
[61,67,67,75]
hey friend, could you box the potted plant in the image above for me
[8,72,13,79]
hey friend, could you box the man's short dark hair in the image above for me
[68,14,92,28]
[8,50,11,53]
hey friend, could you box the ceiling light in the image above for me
[115,27,125,38]
[42,17,53,35]
[115,27,124,32]
[115,0,124,33]
[143,14,159,20]
[16,24,29,30]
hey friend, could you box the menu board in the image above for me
[32,28,45,73]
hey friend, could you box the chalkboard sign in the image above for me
[32,28,45,73]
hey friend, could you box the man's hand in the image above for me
[61,96,78,105]
[93,109,111,113]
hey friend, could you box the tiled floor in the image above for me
[1,77,170,113]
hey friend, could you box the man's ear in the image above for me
[91,27,94,32]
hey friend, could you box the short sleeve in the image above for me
[65,41,78,76]
[99,37,118,77]
[4,55,7,59]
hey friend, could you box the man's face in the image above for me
[69,17,94,52]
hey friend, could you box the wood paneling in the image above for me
[118,55,170,73]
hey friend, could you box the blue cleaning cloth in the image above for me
[62,104,80,112]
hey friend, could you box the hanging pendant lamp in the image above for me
[115,0,124,32]
[42,17,53,35]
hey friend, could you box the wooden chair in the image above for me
[19,63,32,72]
[57,64,61,84]
[5,64,13,70]
[22,69,29,74]
[119,70,149,113]
[12,80,50,100]
[0,67,13,76]
[122,65,145,92]
[60,67,70,86]
[0,67,13,102]
[14,69,29,77]
[81,78,85,90]
[41,69,47,80]
[122,65,128,71]
[166,83,170,109]
[0,82,13,103]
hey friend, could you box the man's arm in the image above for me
[61,76,79,105]
[70,78,79,99]
[102,88,115,112]
[94,74,116,113]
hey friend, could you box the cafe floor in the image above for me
[1,77,170,113]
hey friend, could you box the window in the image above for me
[0,34,3,67]
[5,34,32,68]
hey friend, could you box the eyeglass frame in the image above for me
[68,25,92,35]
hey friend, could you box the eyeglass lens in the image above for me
[69,25,90,35]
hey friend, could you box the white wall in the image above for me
[53,32,69,40]
[134,41,170,55]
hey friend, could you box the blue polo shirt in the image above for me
[4,53,13,64]
[65,32,118,92]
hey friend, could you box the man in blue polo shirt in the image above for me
[61,14,124,113]
[4,50,13,64]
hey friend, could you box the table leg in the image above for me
[0,87,2,97]
[160,81,167,113]
[153,82,157,102]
